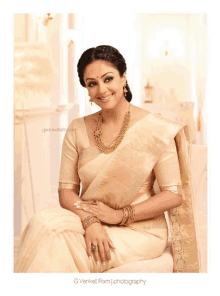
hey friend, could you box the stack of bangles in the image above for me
[82,205,136,229]
[82,214,101,231]
[118,205,136,226]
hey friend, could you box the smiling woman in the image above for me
[15,45,200,273]
[83,61,126,108]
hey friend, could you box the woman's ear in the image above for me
[122,72,127,84]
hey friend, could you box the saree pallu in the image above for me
[79,112,200,272]
[14,112,200,273]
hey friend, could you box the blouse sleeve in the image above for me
[58,121,80,195]
[153,137,182,196]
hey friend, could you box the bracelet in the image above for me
[119,207,128,226]
[118,205,136,226]
[82,215,101,230]
[125,205,135,225]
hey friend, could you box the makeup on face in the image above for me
[85,72,114,83]
[83,60,126,106]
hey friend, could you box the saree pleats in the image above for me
[14,207,168,273]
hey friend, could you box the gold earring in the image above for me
[123,84,128,97]
[89,97,93,106]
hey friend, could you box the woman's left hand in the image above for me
[74,200,123,225]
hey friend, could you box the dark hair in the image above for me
[77,45,132,102]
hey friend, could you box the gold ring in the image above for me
[91,244,97,251]
[92,200,98,205]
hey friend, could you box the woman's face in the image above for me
[83,60,126,110]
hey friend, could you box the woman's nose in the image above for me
[97,82,108,96]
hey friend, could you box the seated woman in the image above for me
[14,45,200,273]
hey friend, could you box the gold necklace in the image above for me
[93,104,131,154]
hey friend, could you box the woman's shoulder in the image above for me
[130,104,150,114]
[134,106,186,133]
[68,116,85,130]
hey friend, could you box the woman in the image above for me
[15,45,200,273]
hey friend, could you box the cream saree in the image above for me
[14,111,200,273]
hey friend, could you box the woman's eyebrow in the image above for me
[85,72,114,82]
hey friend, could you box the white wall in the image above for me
[139,13,207,145]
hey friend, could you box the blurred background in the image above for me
[14,13,207,240]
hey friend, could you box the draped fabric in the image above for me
[14,111,200,273]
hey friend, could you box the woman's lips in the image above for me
[98,94,113,102]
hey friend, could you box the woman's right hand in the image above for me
[84,222,116,264]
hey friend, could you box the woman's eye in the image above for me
[105,76,113,82]
[88,82,96,87]
[87,77,113,87]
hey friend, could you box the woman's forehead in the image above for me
[84,60,117,78]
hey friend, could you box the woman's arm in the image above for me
[114,190,182,224]
[59,189,116,263]
[78,191,182,225]
[59,188,93,221]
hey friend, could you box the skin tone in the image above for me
[59,59,182,265]
[83,59,129,126]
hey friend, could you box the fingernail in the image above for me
[76,205,81,208]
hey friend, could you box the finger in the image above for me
[78,202,91,206]
[83,207,95,214]
[103,240,111,261]
[79,204,99,210]
[97,241,107,263]
[82,207,99,216]
[87,205,99,210]
[108,239,116,249]
[74,204,93,212]
[73,201,82,206]
[80,201,96,206]
[91,242,100,263]
[85,240,92,258]
[75,205,92,212]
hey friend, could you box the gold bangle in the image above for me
[131,205,136,222]
[119,207,128,226]
[129,205,135,224]
[125,206,133,225]
[82,215,101,230]
[119,205,136,226]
